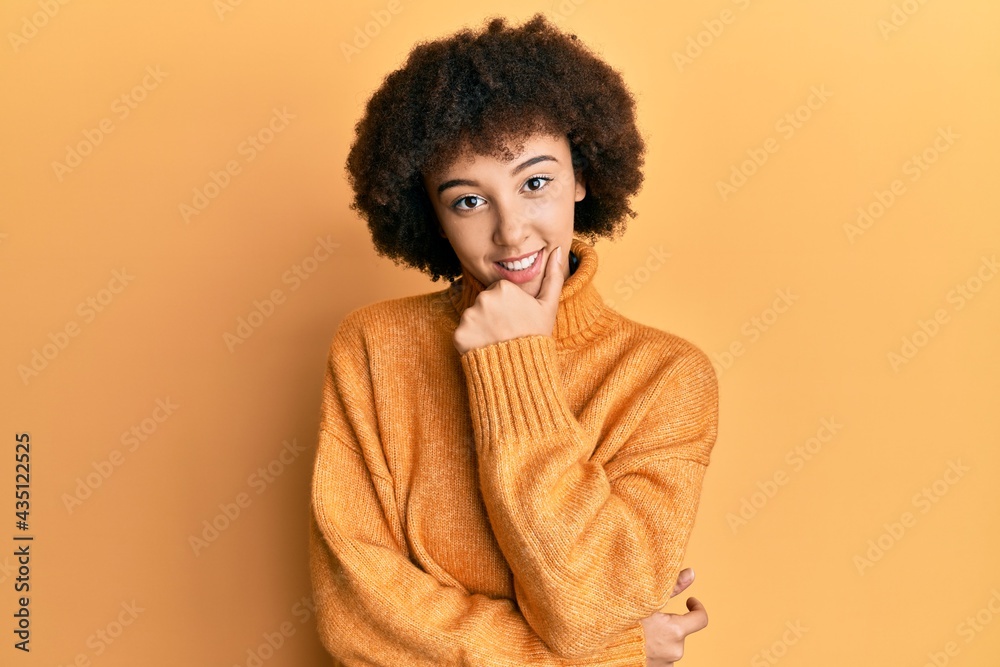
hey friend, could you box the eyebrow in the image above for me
[435,154,559,197]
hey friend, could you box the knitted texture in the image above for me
[308,236,719,666]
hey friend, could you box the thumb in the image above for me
[536,245,566,305]
[673,596,709,634]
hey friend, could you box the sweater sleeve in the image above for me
[459,333,719,660]
[308,317,650,666]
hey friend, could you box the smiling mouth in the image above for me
[495,248,542,272]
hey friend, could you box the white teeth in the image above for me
[499,250,539,271]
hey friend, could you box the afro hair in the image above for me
[345,12,646,282]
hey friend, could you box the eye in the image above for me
[524,175,554,192]
[452,195,485,211]
[448,175,554,212]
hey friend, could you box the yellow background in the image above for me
[2,0,998,665]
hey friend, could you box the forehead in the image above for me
[428,132,569,178]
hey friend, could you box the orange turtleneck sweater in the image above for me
[308,236,719,666]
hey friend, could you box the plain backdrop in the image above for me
[1,0,998,665]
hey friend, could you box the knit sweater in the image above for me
[308,236,719,666]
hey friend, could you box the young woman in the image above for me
[309,14,719,666]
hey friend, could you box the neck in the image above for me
[447,237,609,343]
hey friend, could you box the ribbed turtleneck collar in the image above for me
[446,237,611,345]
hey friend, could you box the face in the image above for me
[422,132,586,297]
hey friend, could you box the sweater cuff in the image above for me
[459,335,575,448]
[605,622,647,666]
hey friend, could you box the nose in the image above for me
[492,194,532,248]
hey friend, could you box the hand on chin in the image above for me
[453,246,566,355]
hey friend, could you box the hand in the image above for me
[640,568,709,666]
[453,245,566,355]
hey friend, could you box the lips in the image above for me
[493,247,545,285]
[495,248,542,264]
[495,248,541,272]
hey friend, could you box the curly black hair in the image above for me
[345,13,646,283]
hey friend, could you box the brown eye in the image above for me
[524,175,553,192]
[453,195,484,211]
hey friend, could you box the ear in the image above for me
[574,168,587,202]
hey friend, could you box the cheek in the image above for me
[526,191,566,218]
[552,185,577,215]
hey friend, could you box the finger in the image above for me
[670,568,695,598]
[535,245,565,305]
[673,597,709,635]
